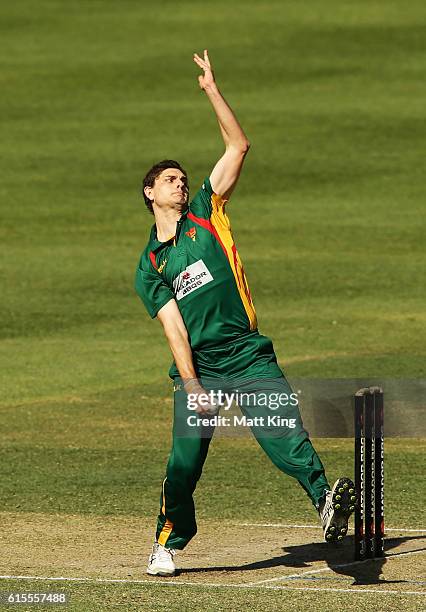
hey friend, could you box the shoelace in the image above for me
[153,544,175,562]
[320,494,333,522]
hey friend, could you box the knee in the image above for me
[170,462,200,488]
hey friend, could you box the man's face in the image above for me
[145,168,189,209]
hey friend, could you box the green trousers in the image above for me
[156,331,330,549]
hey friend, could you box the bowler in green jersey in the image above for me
[135,50,356,577]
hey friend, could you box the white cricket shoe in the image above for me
[146,542,176,576]
[319,477,357,543]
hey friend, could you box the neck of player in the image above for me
[154,206,185,242]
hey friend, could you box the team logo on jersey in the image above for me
[158,258,168,273]
[173,259,214,300]
[185,227,197,241]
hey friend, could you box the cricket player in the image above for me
[135,50,356,576]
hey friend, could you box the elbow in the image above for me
[229,140,250,155]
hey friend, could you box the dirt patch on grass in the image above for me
[0,512,424,595]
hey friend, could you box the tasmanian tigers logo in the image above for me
[185,227,197,242]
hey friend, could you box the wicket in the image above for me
[354,387,384,561]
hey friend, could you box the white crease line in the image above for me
[240,523,426,533]
[0,575,424,596]
[248,548,426,586]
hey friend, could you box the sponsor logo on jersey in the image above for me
[185,227,197,241]
[173,259,214,300]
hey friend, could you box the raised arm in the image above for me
[193,49,250,201]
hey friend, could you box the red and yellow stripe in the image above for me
[158,518,174,546]
[188,196,257,330]
[158,478,174,546]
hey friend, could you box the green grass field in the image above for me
[1,1,425,610]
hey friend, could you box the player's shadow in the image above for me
[179,535,426,585]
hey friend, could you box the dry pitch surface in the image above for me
[1,512,424,609]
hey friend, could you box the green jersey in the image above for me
[134,177,257,357]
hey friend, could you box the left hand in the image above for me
[193,49,216,90]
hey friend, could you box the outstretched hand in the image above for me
[193,49,216,90]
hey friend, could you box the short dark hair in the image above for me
[141,160,188,214]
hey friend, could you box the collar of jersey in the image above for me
[149,207,189,251]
